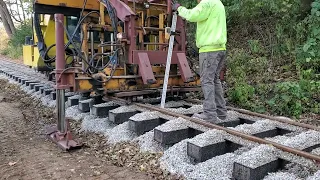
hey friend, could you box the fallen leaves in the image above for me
[8,162,17,166]
[0,77,183,180]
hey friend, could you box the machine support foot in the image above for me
[46,119,82,151]
[47,13,82,151]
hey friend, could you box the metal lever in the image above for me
[160,11,178,108]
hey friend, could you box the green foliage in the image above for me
[1,22,32,59]
[299,79,320,113]
[228,82,255,108]
[0,46,23,59]
[267,82,303,118]
[222,0,301,24]
[296,0,320,80]
[248,40,266,55]
[9,22,32,47]
[179,0,319,118]
[267,80,320,118]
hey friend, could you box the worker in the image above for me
[173,0,227,123]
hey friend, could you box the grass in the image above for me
[0,26,25,59]
[0,28,9,52]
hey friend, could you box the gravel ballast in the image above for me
[230,119,277,135]
[129,111,160,121]
[187,129,226,147]
[2,60,320,180]
[65,105,90,121]
[105,122,137,144]
[155,118,189,132]
[307,170,320,180]
[160,137,238,180]
[266,130,320,150]
[263,172,300,180]
[81,115,114,134]
[110,105,137,113]
[234,144,278,169]
[133,130,166,153]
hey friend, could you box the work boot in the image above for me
[192,113,218,124]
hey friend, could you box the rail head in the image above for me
[134,102,320,164]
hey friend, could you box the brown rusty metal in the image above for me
[185,99,320,132]
[106,0,135,21]
[55,14,68,90]
[100,0,193,85]
[137,52,156,84]
[111,87,201,97]
[142,43,169,45]
[134,102,320,163]
[103,96,130,105]
[127,15,136,64]
[46,119,82,151]
[166,0,171,15]
[177,53,194,82]
[227,106,320,131]
[98,43,122,47]
[114,90,157,97]
[149,3,167,7]
[46,14,82,151]
[132,50,185,64]
[135,27,166,31]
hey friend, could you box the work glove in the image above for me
[172,3,181,11]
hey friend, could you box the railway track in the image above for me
[1,59,320,180]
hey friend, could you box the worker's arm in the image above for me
[177,1,211,22]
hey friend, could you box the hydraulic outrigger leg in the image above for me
[46,14,82,151]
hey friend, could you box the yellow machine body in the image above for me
[23,15,72,70]
[23,0,201,97]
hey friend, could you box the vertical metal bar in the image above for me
[133,0,136,14]
[159,13,164,50]
[56,89,66,132]
[100,3,105,25]
[55,14,65,81]
[111,33,114,52]
[55,14,66,133]
[90,31,94,61]
[100,2,105,67]
[160,12,177,108]
[167,0,172,27]
[81,24,88,71]
[127,16,136,64]
[139,12,144,50]
[167,0,172,15]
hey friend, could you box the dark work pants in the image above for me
[199,51,227,120]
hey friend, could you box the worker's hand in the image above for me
[172,3,181,11]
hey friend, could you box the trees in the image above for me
[0,0,31,37]
[0,0,16,37]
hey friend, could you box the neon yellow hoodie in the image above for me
[177,0,227,53]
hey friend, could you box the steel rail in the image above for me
[2,61,320,162]
[185,99,320,131]
[133,102,320,163]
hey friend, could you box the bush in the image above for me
[9,22,32,47]
[267,82,303,118]
[0,28,9,51]
[0,22,32,59]
[179,0,319,118]
[228,82,255,108]
[0,45,23,59]
[296,0,320,81]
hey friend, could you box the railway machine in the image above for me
[22,0,202,150]
[24,0,201,98]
